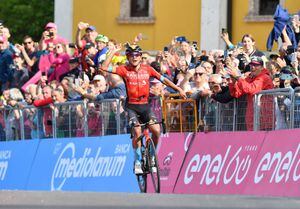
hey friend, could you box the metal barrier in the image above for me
[162,94,197,132]
[1,88,300,141]
[198,88,294,132]
[199,95,248,132]
[254,88,294,131]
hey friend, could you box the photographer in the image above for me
[39,22,68,52]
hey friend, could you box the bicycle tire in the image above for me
[147,138,160,193]
[136,173,147,193]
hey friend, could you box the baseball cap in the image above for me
[280,66,296,80]
[269,53,280,60]
[85,42,95,49]
[92,74,105,82]
[249,56,264,66]
[0,35,7,43]
[95,34,109,43]
[45,22,57,30]
[86,25,96,32]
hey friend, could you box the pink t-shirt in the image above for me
[48,52,70,81]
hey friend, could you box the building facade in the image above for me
[55,0,299,51]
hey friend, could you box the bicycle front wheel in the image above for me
[147,138,160,193]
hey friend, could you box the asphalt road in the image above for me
[0,191,300,209]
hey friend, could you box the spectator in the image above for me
[40,22,68,51]
[228,56,274,130]
[0,35,13,91]
[10,53,29,89]
[94,34,109,67]
[48,42,70,82]
[16,36,40,78]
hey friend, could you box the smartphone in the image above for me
[222,28,227,33]
[74,78,80,86]
[291,52,297,63]
[224,50,228,59]
[293,14,300,23]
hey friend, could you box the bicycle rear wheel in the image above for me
[136,174,147,193]
[147,138,160,193]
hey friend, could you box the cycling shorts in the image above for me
[126,103,157,126]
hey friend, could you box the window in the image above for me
[245,0,284,22]
[259,0,278,15]
[131,0,149,17]
[117,0,155,24]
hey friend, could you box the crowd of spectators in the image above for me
[0,5,300,140]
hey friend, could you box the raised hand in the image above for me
[78,22,89,30]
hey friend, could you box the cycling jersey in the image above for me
[115,64,162,104]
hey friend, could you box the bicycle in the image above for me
[131,119,166,193]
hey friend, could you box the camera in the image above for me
[68,43,76,48]
[286,45,295,55]
[274,73,280,78]
[192,41,198,51]
[222,28,227,34]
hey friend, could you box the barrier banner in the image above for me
[0,140,39,189]
[174,132,266,194]
[27,135,139,192]
[244,129,300,197]
[147,133,194,193]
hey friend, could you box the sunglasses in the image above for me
[127,52,142,57]
[209,82,220,86]
[194,73,203,76]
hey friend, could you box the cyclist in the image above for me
[75,43,186,174]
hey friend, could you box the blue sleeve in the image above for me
[266,29,275,51]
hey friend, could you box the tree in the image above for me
[0,0,54,43]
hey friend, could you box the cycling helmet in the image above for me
[125,43,142,56]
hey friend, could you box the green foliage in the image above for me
[0,0,54,44]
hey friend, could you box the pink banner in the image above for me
[147,132,194,193]
[244,129,300,197]
[174,132,266,194]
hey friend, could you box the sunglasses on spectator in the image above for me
[194,73,203,76]
[208,82,220,86]
[142,57,148,60]
[23,41,32,45]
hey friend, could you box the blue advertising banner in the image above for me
[0,140,39,189]
[27,135,139,192]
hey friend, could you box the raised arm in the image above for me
[99,44,122,73]
[76,22,88,49]
[162,77,187,99]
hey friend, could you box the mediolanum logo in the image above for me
[51,142,128,191]
[0,150,10,181]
